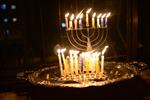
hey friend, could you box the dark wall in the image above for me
[139,0,150,56]
[0,0,149,67]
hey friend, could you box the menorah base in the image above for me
[16,61,146,88]
[57,73,107,83]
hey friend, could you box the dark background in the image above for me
[0,0,149,69]
[0,0,150,100]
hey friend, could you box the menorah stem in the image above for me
[87,37,92,51]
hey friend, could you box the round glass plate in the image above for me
[17,61,147,88]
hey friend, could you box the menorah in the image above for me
[57,8,111,81]
[17,8,141,88]
[65,8,111,51]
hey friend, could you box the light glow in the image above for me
[70,14,74,20]
[86,8,92,14]
[102,46,109,55]
[102,13,106,19]
[106,12,111,18]
[92,12,96,18]
[65,13,69,18]
[97,13,102,18]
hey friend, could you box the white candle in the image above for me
[101,55,104,74]
[101,13,106,28]
[65,13,69,29]
[97,13,102,28]
[57,49,63,76]
[79,13,83,28]
[105,12,111,28]
[92,12,96,28]
[86,8,92,27]
[101,46,109,74]
[72,50,79,75]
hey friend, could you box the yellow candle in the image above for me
[74,12,81,29]
[92,18,94,28]
[74,19,78,29]
[69,20,73,29]
[97,18,100,28]
[69,14,74,29]
[86,13,89,27]
[85,52,90,74]
[65,13,69,29]
[86,8,92,27]
[61,48,68,76]
[90,53,95,73]
[95,52,100,74]
[57,49,63,76]
[69,50,74,76]
[92,12,96,28]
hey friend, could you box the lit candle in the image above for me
[79,52,84,73]
[90,52,96,73]
[101,13,106,28]
[74,19,78,29]
[69,50,74,76]
[65,13,69,29]
[69,14,74,29]
[66,56,70,75]
[79,13,83,28]
[101,55,104,74]
[105,12,111,28]
[97,13,102,28]
[95,52,101,74]
[92,12,96,28]
[86,8,92,27]
[74,11,82,29]
[101,46,109,74]
[61,48,69,76]
[85,52,90,74]
[82,52,87,73]
[57,49,63,76]
[73,50,79,75]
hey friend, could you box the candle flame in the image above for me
[70,14,74,20]
[92,52,101,57]
[101,13,106,19]
[97,13,102,18]
[106,12,111,18]
[102,46,109,55]
[76,9,84,19]
[57,49,61,53]
[76,14,80,19]
[65,13,69,18]
[69,50,79,55]
[60,48,66,53]
[86,8,92,14]
[80,13,83,19]
[92,12,96,18]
